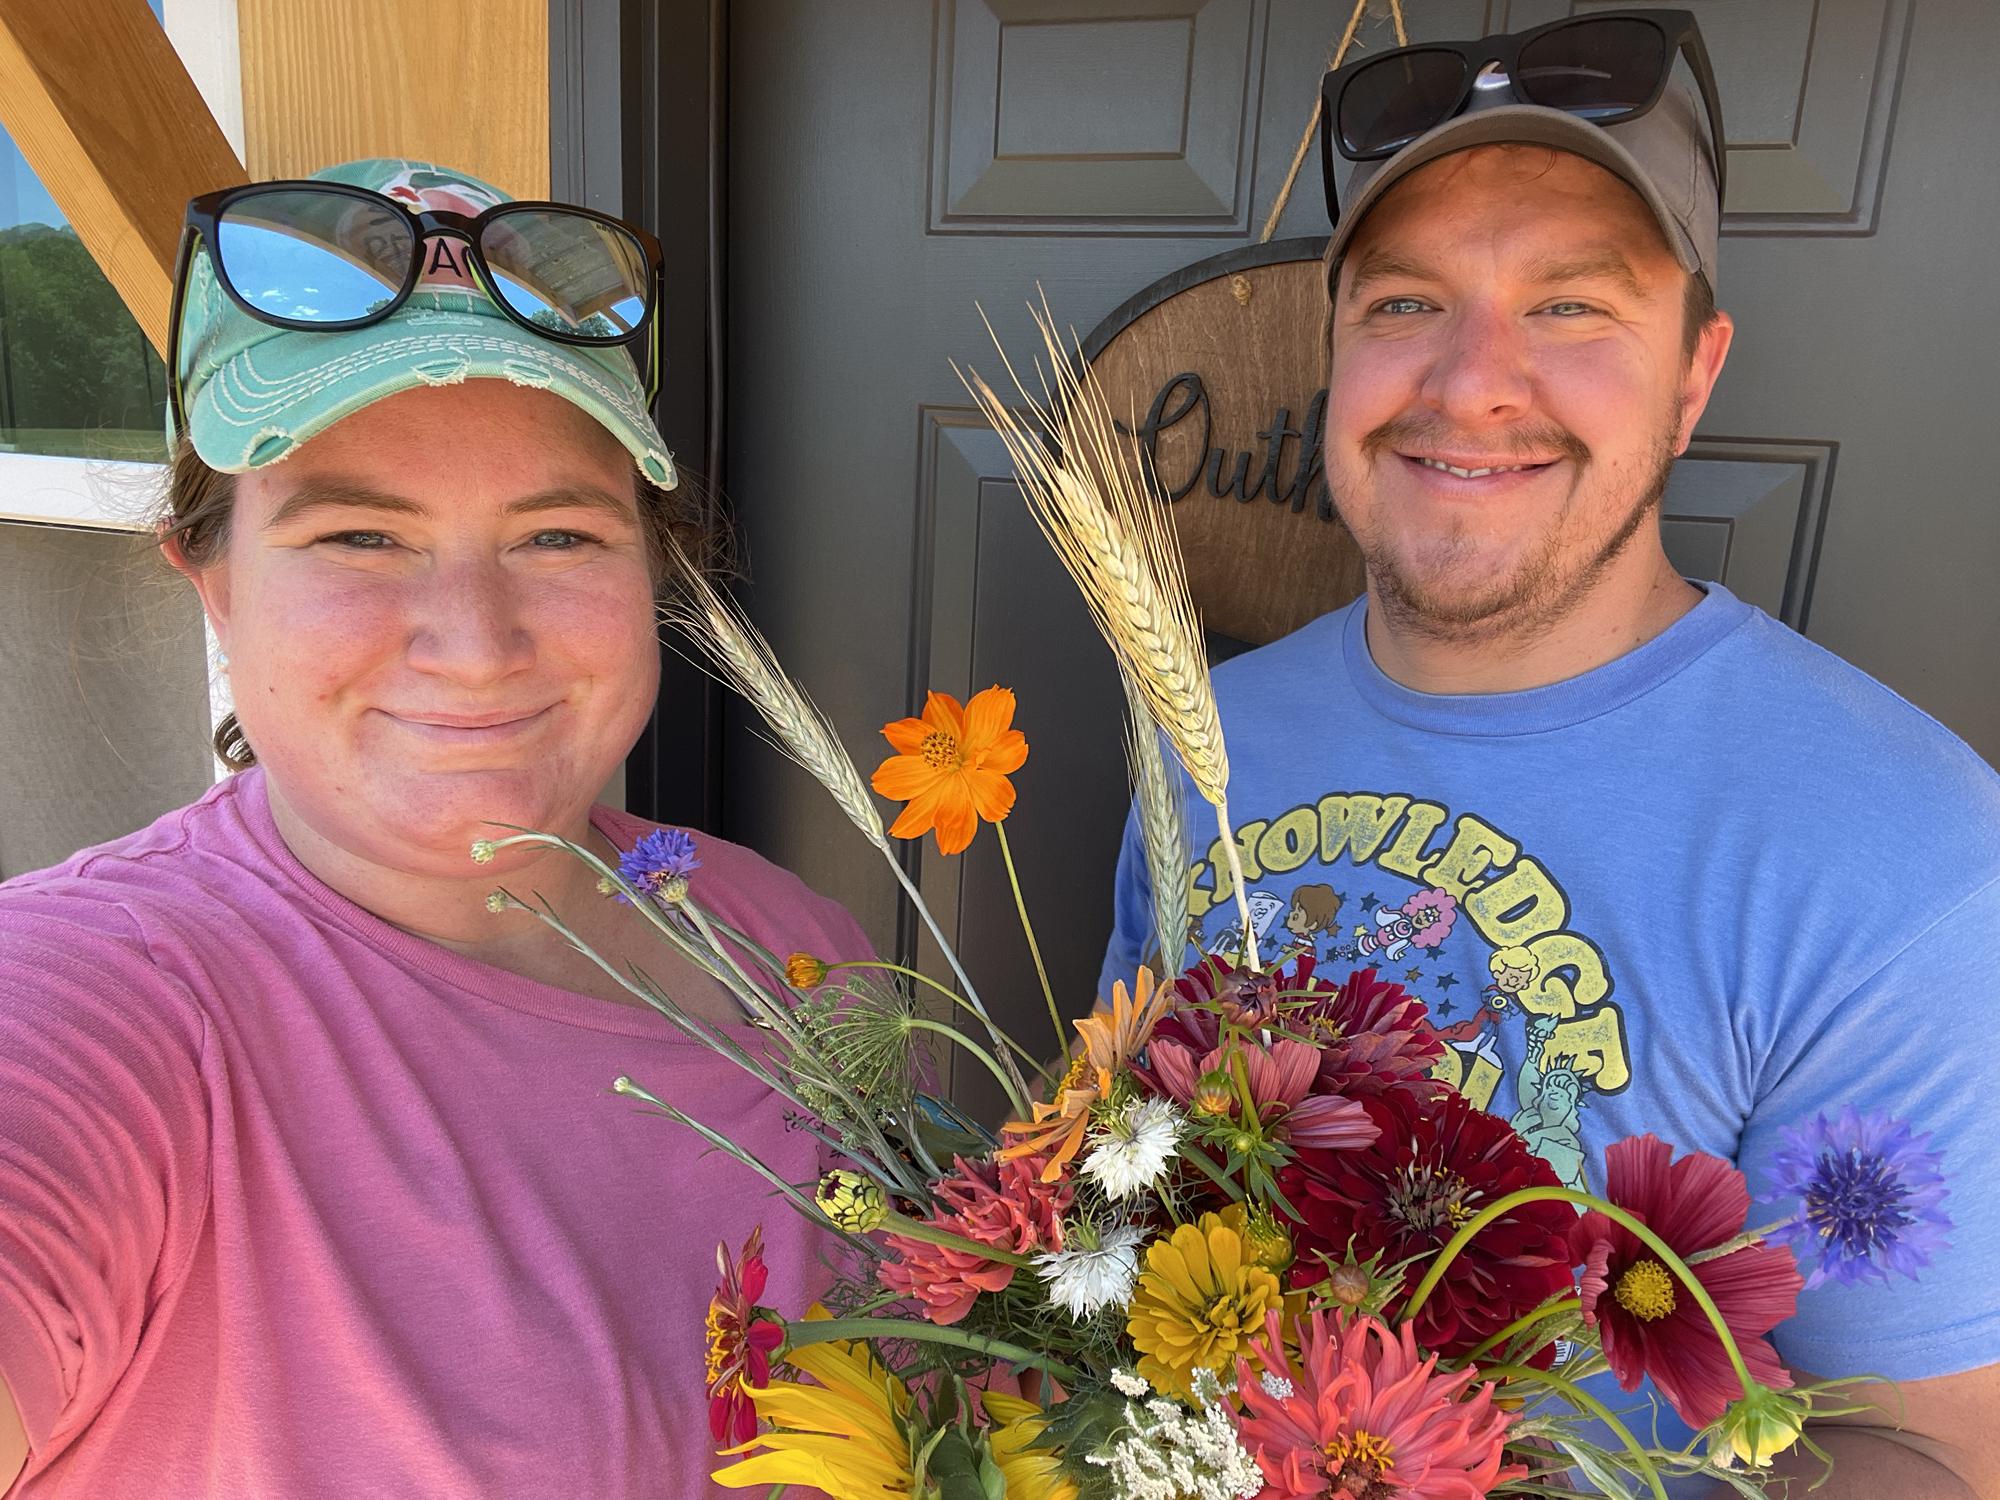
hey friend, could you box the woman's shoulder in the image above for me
[593,806,875,964]
[0,775,273,997]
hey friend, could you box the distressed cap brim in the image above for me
[186,306,678,485]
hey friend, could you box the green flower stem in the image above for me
[1481,1363,1669,1500]
[877,1210,1035,1269]
[900,1017,1029,1117]
[1457,1297,1584,1367]
[783,1316,1081,1385]
[824,961,1056,1083]
[879,849,1033,1106]
[1177,1143,1245,1202]
[1403,1186,1763,1411]
[1685,1217,1792,1266]
[993,821,1064,1059]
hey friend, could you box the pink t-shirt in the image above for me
[0,768,871,1497]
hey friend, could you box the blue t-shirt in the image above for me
[1101,584,2000,1465]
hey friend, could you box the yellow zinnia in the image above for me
[981,1391,1080,1500]
[1126,1214,1283,1401]
[711,1306,914,1498]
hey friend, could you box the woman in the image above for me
[0,159,867,1496]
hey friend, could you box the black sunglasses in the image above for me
[1318,9,1726,222]
[166,180,667,443]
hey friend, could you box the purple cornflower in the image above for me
[1765,1106,1951,1290]
[616,828,701,905]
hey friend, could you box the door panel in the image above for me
[727,0,1999,1111]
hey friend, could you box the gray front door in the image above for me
[725,0,2000,1119]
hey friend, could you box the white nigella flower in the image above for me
[1082,1096,1183,1200]
[1034,1222,1145,1320]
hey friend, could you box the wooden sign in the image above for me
[1081,235,1365,647]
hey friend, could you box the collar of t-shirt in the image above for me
[1339,581,1753,738]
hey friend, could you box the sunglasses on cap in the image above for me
[165,181,666,442]
[1318,8,1726,221]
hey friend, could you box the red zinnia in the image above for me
[1286,1088,1574,1359]
[1573,1134,1803,1428]
[878,1155,1070,1324]
[704,1228,784,1447]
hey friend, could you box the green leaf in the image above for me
[1560,1439,1638,1500]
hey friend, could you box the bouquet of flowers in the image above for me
[472,308,1951,1499]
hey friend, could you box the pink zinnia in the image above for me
[1233,1309,1525,1499]
[1573,1134,1802,1429]
[878,1155,1070,1324]
[1145,1034,1377,1151]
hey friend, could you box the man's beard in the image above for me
[1329,407,1681,645]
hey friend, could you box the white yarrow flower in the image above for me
[1082,1097,1183,1200]
[1035,1223,1144,1320]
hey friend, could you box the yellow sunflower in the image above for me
[1126,1214,1284,1401]
[981,1391,1080,1500]
[710,1306,914,1498]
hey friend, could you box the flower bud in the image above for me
[815,1170,887,1234]
[470,839,497,864]
[786,953,830,989]
[1714,1383,1808,1469]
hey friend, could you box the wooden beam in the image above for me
[238,0,549,199]
[0,0,245,355]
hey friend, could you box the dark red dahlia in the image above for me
[1573,1134,1802,1428]
[1151,959,1441,1098]
[1304,965,1447,1099]
[1285,1087,1574,1359]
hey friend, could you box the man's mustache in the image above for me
[1360,415,1591,467]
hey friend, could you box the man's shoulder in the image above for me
[1697,607,2000,810]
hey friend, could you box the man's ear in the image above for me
[159,524,233,655]
[1675,308,1735,453]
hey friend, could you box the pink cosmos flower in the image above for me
[1232,1310,1524,1499]
[878,1155,1070,1324]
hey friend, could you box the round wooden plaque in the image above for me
[1082,236,1364,648]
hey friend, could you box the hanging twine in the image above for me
[1232,0,1408,304]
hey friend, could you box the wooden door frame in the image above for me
[553,0,729,831]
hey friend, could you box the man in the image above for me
[1101,14,1998,1496]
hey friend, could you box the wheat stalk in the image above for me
[1122,671,1191,977]
[661,553,887,850]
[660,549,1032,1099]
[958,295,1258,968]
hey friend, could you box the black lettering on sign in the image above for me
[1122,371,1336,521]
[1126,373,1211,503]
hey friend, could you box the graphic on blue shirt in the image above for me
[1182,792,1619,1191]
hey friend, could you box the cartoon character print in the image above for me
[1334,887,1459,964]
[1510,1013,1589,1191]
[1205,890,1287,967]
[1274,883,1343,965]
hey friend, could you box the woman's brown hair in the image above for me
[160,437,729,771]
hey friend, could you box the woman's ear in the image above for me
[159,523,233,652]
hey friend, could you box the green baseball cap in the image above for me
[172,157,677,485]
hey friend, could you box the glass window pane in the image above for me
[0,0,171,464]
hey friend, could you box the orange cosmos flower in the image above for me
[871,686,1028,856]
[999,968,1173,1183]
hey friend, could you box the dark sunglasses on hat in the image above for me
[1318,8,1727,222]
[166,181,666,442]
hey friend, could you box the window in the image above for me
[0,0,170,464]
